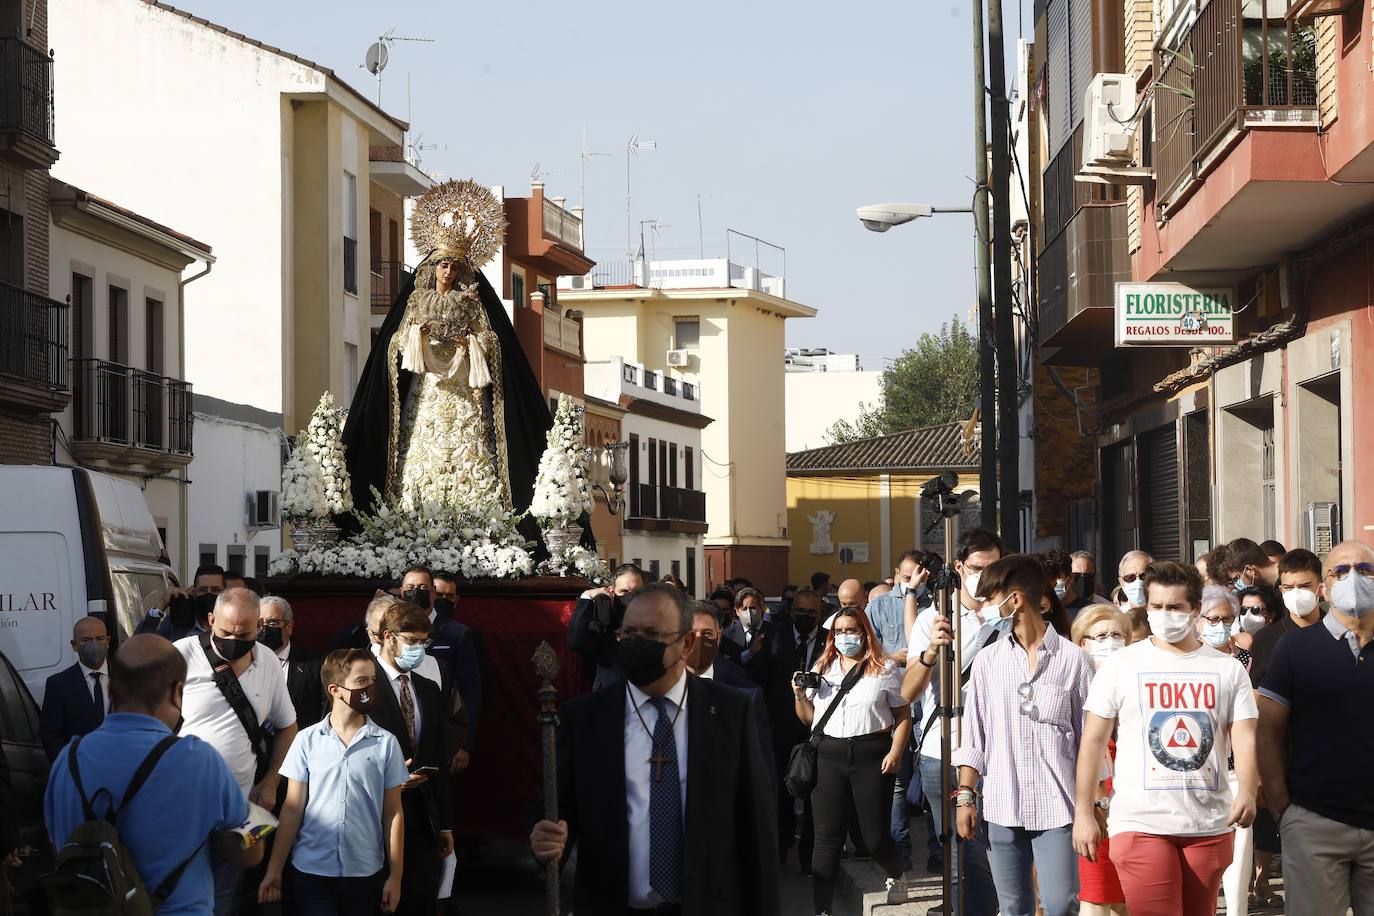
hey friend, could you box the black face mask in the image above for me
[257,626,284,651]
[793,614,818,636]
[402,586,431,609]
[432,596,455,618]
[618,636,673,687]
[337,685,376,714]
[213,635,256,662]
[1076,575,1096,600]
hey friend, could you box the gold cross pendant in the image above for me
[648,745,672,782]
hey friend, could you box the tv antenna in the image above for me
[529,162,569,184]
[639,218,669,264]
[406,131,446,169]
[625,134,657,259]
[579,127,611,211]
[360,29,434,106]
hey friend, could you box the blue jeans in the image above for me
[985,822,1080,916]
[891,745,914,869]
[919,754,999,915]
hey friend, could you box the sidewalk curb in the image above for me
[835,857,943,916]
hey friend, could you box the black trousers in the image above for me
[810,732,902,913]
[285,866,381,916]
[390,826,440,916]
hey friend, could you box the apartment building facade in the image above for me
[1034,0,1371,576]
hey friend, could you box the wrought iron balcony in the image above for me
[1154,0,1317,206]
[72,359,193,466]
[0,282,67,411]
[0,38,55,169]
[629,484,707,524]
[371,260,410,311]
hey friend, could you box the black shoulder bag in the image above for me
[198,633,271,783]
[783,663,865,799]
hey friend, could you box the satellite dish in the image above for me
[364,41,389,75]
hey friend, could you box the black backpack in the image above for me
[43,736,200,916]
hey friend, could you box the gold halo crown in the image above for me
[410,179,507,267]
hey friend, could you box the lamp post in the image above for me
[856,200,995,533]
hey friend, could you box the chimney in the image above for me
[531,180,545,194]
[552,196,567,210]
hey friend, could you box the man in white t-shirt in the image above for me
[1073,560,1257,916]
[900,527,1003,914]
[175,588,298,916]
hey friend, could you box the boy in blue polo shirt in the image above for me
[258,648,408,916]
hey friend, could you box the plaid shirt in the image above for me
[951,625,1095,830]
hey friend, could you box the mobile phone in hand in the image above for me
[411,766,439,777]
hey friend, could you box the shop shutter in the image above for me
[1047,0,1070,154]
[1068,0,1093,131]
[1140,423,1182,562]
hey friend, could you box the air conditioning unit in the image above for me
[1305,502,1340,559]
[1078,73,1152,186]
[666,349,690,367]
[567,275,590,290]
[247,490,280,529]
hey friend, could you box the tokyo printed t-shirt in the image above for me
[1083,638,1257,838]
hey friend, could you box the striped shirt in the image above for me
[951,625,1095,830]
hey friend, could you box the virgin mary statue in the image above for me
[342,180,552,528]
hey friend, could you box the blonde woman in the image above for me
[1071,604,1133,916]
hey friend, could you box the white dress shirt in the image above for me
[376,653,423,737]
[79,661,110,714]
[624,672,689,908]
[275,643,291,677]
[806,659,905,738]
[797,629,822,671]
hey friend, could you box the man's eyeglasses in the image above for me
[1200,615,1235,627]
[258,620,285,630]
[1119,572,1142,584]
[1327,563,1374,581]
[393,634,433,649]
[616,627,687,644]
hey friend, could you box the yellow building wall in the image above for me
[786,473,982,587]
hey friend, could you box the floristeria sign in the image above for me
[1115,283,1235,346]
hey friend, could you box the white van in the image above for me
[0,466,177,703]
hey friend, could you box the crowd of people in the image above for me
[31,562,484,916]
[21,533,1374,916]
[544,534,1374,916]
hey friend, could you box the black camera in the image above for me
[793,671,822,689]
[915,550,944,576]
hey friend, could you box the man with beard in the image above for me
[682,601,775,780]
[530,584,779,915]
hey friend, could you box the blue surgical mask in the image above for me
[1054,580,1069,599]
[1331,571,1374,618]
[990,614,1014,634]
[395,643,427,671]
[1200,620,1231,648]
[1122,579,1146,607]
[1232,577,1248,593]
[834,634,863,657]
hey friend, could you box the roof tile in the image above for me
[786,422,976,473]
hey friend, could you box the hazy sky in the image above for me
[175,0,1032,362]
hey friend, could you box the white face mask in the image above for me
[1239,609,1267,635]
[963,570,982,602]
[1148,609,1197,644]
[1283,588,1319,620]
[1122,579,1147,607]
[1087,637,1125,668]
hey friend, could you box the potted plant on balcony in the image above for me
[282,392,351,550]
[530,393,593,572]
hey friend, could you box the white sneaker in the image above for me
[885,875,908,903]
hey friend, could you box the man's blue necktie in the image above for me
[647,696,682,902]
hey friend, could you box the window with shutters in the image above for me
[144,299,163,374]
[199,544,217,569]
[511,271,526,309]
[226,545,246,577]
[71,273,91,359]
[343,172,358,295]
[369,209,382,271]
[648,438,657,486]
[659,440,668,487]
[629,433,641,517]
[685,447,694,490]
[108,286,127,363]
[669,443,678,487]
[255,547,270,579]
[1261,423,1277,541]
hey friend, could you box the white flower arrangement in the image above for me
[539,544,609,582]
[304,392,352,515]
[530,394,593,528]
[270,486,535,581]
[280,436,328,520]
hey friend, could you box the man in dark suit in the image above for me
[39,617,110,760]
[531,584,780,916]
[370,600,454,916]
[398,566,483,774]
[258,597,325,730]
[568,563,646,689]
[683,601,776,781]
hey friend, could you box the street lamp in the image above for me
[585,441,631,515]
[855,202,972,233]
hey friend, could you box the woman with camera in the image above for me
[793,608,912,915]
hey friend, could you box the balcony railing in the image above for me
[371,261,410,310]
[1154,0,1318,205]
[541,198,583,251]
[0,38,53,148]
[542,307,582,356]
[0,282,66,391]
[73,359,193,456]
[630,484,707,523]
